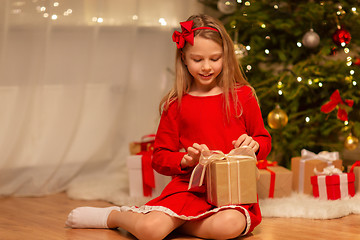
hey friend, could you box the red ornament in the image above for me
[354,57,360,66]
[332,28,351,47]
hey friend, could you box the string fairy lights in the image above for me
[12,0,73,21]
[229,0,358,100]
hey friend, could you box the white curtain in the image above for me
[0,0,203,197]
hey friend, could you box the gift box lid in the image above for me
[310,172,355,186]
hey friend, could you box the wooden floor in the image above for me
[1,192,360,240]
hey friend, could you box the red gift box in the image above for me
[128,134,158,197]
[311,173,355,200]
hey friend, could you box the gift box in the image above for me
[348,161,360,193]
[207,157,258,206]
[127,155,171,197]
[257,165,293,199]
[291,149,343,195]
[311,172,355,200]
[188,147,258,207]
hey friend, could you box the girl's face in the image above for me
[183,36,223,93]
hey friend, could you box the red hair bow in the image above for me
[320,89,354,121]
[172,20,219,49]
[172,21,195,49]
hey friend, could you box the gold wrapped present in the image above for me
[188,146,258,207]
[291,149,343,195]
[257,165,292,199]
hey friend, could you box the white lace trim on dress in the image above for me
[121,204,251,236]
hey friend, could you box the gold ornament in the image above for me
[344,133,359,150]
[267,105,288,129]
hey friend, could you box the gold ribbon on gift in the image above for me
[188,146,257,190]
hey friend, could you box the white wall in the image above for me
[0,0,204,196]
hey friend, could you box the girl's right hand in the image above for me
[181,143,209,169]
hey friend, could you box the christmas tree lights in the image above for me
[199,0,360,166]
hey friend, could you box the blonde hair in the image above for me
[160,14,253,117]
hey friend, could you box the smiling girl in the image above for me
[66,14,271,240]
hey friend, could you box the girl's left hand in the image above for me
[232,133,259,153]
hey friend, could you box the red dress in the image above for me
[126,86,271,235]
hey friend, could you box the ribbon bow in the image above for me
[172,20,219,49]
[188,146,256,190]
[320,89,354,121]
[314,165,342,175]
[301,149,339,163]
[172,21,195,49]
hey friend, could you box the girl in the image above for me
[66,14,271,240]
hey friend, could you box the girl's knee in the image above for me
[212,210,246,238]
[134,214,181,240]
[135,218,166,240]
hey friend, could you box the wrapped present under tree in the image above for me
[292,149,342,195]
[311,165,355,200]
[257,160,292,199]
[127,134,171,197]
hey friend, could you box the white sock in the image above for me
[65,206,121,229]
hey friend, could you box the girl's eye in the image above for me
[211,57,221,61]
[193,59,201,62]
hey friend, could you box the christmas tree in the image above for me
[199,0,360,166]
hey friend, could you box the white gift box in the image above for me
[127,155,171,197]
